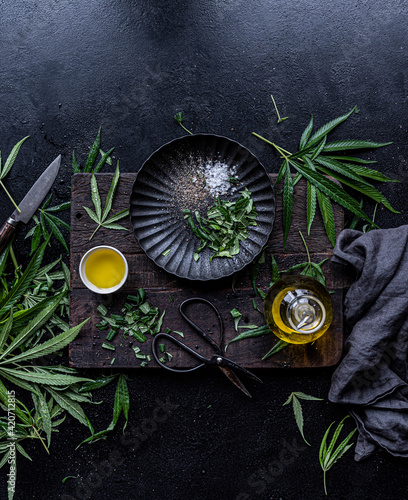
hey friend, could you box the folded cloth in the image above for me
[328,227,408,461]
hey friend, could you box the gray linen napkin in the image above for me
[328,227,408,461]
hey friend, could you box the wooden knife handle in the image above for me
[0,218,17,254]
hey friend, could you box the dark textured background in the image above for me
[0,1,407,499]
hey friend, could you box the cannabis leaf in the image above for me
[0,136,30,212]
[72,126,115,173]
[262,339,289,360]
[83,162,129,240]
[25,194,70,254]
[283,391,323,445]
[319,415,357,495]
[174,112,193,135]
[282,231,328,286]
[77,373,130,446]
[253,106,399,248]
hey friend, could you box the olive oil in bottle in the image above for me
[263,275,333,344]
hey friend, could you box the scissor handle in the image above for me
[179,297,224,354]
[152,333,209,373]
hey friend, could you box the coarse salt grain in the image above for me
[202,161,237,197]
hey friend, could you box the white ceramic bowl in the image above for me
[79,245,128,294]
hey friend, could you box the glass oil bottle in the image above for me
[263,275,333,344]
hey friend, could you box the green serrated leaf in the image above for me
[270,254,280,287]
[32,389,52,447]
[288,159,374,225]
[310,136,327,161]
[82,206,100,225]
[1,318,88,365]
[72,149,80,173]
[42,213,69,252]
[79,375,117,393]
[91,174,102,220]
[94,147,115,173]
[0,237,49,316]
[292,395,310,445]
[306,181,317,235]
[282,392,293,406]
[282,163,293,250]
[0,136,30,179]
[102,162,120,222]
[46,387,91,428]
[0,367,92,386]
[262,339,288,360]
[0,308,13,352]
[306,106,358,148]
[319,415,356,495]
[30,223,42,255]
[293,392,324,401]
[315,158,399,214]
[274,160,287,186]
[103,208,129,224]
[45,212,70,231]
[0,291,64,360]
[45,201,71,213]
[316,190,335,247]
[102,223,128,231]
[322,139,392,152]
[325,155,377,165]
[299,115,313,150]
[84,126,101,173]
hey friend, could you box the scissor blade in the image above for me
[215,355,263,384]
[218,366,252,398]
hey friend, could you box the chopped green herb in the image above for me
[96,290,165,349]
[252,298,263,314]
[97,304,108,316]
[62,476,77,484]
[102,342,115,351]
[140,361,148,367]
[226,324,272,349]
[230,308,242,331]
[185,188,258,262]
[162,249,171,256]
[159,344,166,353]
[110,357,115,365]
[173,330,184,337]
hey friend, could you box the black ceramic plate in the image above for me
[129,134,275,281]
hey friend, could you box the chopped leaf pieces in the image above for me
[184,188,257,262]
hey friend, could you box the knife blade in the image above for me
[0,155,61,253]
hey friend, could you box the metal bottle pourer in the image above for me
[281,290,326,335]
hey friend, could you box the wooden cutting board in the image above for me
[69,173,348,369]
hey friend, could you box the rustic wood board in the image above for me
[69,173,348,369]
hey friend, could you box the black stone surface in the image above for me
[0,1,407,499]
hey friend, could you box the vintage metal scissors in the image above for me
[151,297,262,397]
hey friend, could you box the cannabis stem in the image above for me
[0,179,20,212]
